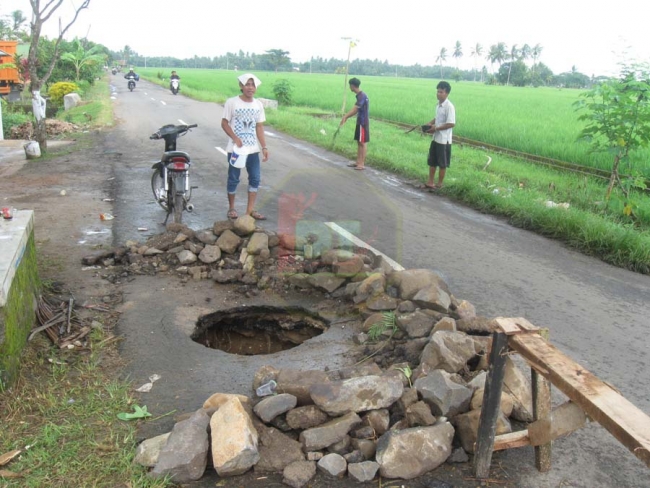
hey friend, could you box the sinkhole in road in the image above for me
[191,305,328,355]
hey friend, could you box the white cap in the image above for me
[237,73,262,88]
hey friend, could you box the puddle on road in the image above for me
[192,306,328,355]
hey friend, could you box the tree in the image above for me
[487,42,507,75]
[26,0,91,154]
[506,44,519,86]
[60,38,106,81]
[0,10,28,40]
[574,64,650,201]
[470,43,483,81]
[436,47,447,78]
[265,49,291,72]
[531,43,543,75]
[452,41,463,69]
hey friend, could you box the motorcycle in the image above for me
[126,75,137,91]
[111,67,117,75]
[170,78,180,95]
[150,123,198,224]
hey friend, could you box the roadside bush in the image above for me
[272,79,293,106]
[48,82,80,105]
[1,99,32,139]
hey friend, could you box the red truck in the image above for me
[0,40,25,101]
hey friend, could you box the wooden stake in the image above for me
[475,331,509,479]
[532,327,552,472]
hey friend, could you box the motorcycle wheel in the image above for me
[171,179,183,224]
[151,169,169,211]
[129,83,134,92]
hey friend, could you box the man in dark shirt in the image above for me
[340,77,369,170]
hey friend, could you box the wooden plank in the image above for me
[528,401,586,447]
[474,332,509,479]
[510,333,650,468]
[492,317,540,335]
[493,430,530,451]
[532,327,552,472]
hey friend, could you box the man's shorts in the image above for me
[354,124,370,143]
[428,141,451,168]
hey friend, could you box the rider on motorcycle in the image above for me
[170,71,181,92]
[124,68,140,81]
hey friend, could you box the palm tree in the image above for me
[61,39,107,81]
[470,43,483,81]
[520,44,531,65]
[452,41,463,69]
[506,44,519,86]
[531,43,543,75]
[436,47,447,78]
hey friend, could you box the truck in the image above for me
[0,40,25,101]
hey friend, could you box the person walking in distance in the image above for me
[425,81,456,189]
[221,73,269,220]
[340,77,369,170]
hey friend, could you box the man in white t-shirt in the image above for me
[425,81,456,190]
[221,73,269,220]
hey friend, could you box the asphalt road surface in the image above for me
[108,76,650,487]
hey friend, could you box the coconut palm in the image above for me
[520,44,531,65]
[436,47,447,78]
[531,43,543,75]
[452,41,463,69]
[506,44,519,86]
[470,43,483,81]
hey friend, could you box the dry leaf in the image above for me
[0,469,23,478]
[0,450,21,466]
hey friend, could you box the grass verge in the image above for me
[0,331,170,488]
[265,106,650,274]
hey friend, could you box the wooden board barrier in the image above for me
[510,333,650,468]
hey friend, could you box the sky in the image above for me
[2,0,649,77]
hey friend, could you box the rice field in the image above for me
[138,68,650,177]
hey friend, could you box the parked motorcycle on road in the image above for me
[150,123,198,224]
[170,78,180,95]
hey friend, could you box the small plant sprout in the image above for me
[395,365,413,388]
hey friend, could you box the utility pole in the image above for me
[340,37,359,114]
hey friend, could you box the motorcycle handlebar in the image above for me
[149,124,198,139]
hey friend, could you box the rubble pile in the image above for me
[9,119,80,139]
[83,216,535,486]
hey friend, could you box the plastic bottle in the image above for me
[256,380,277,397]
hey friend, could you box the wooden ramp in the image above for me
[474,317,650,478]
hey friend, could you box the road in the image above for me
[109,76,650,487]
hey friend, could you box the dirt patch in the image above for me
[9,119,81,139]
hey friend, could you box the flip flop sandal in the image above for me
[250,210,267,220]
[227,208,238,220]
[347,163,358,167]
[354,166,365,171]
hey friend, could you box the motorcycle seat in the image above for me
[162,151,190,162]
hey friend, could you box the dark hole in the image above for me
[191,306,328,355]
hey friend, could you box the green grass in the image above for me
[137,68,650,177]
[0,333,171,488]
[57,78,114,128]
[135,68,650,272]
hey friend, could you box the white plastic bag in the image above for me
[229,145,251,168]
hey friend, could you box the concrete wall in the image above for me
[0,211,40,389]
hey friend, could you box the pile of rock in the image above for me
[135,349,532,486]
[117,219,535,486]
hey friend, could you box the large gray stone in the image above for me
[388,269,450,299]
[420,330,480,373]
[317,453,347,477]
[216,229,242,254]
[299,412,362,451]
[415,370,473,418]
[283,460,316,488]
[150,409,209,482]
[412,284,452,313]
[397,310,436,338]
[503,357,534,421]
[286,405,330,430]
[348,461,379,482]
[310,375,403,416]
[454,409,512,453]
[375,423,454,479]
[134,432,170,467]
[254,425,305,473]
[63,92,81,110]
[247,232,269,255]
[254,393,298,423]
[276,369,331,405]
